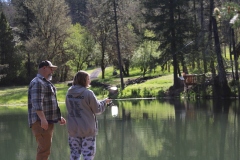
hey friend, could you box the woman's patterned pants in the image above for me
[68,136,96,160]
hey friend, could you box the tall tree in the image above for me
[131,30,159,77]
[218,2,240,97]
[64,23,95,72]
[87,0,137,80]
[23,0,72,81]
[12,0,35,81]
[112,0,138,77]
[0,12,19,85]
[66,0,88,25]
[143,0,194,89]
[0,12,14,62]
[87,0,115,79]
[0,0,15,25]
[209,1,231,98]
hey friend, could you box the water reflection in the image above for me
[0,99,240,160]
[111,105,118,117]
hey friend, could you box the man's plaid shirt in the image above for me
[28,74,61,127]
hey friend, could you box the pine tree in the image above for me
[12,0,37,81]
[143,0,197,89]
[0,12,14,63]
[0,12,15,84]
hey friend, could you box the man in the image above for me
[28,60,66,160]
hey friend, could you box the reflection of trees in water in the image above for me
[0,114,36,160]
[98,100,167,159]
[131,99,141,106]
[212,99,228,114]
[3,100,240,159]
[166,99,240,160]
[212,100,230,160]
[122,108,131,120]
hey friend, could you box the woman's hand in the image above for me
[59,117,66,125]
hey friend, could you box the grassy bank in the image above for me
[0,67,173,105]
[94,67,173,99]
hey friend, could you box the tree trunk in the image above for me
[113,0,124,90]
[169,0,179,89]
[101,41,105,79]
[231,28,240,98]
[210,0,231,97]
[200,0,207,97]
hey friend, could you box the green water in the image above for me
[0,99,240,160]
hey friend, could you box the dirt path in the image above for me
[90,68,101,79]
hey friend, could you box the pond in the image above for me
[0,99,240,160]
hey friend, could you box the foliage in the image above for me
[65,0,88,25]
[23,0,72,82]
[118,75,173,98]
[87,0,138,78]
[0,0,240,97]
[64,23,95,73]
[0,12,23,85]
[0,66,174,105]
[87,0,117,79]
[0,12,13,64]
[131,30,160,77]
[219,2,240,28]
[142,0,198,88]
[24,0,71,59]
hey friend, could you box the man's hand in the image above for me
[36,111,48,130]
[59,117,66,125]
[41,119,48,130]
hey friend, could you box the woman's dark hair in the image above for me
[72,70,90,87]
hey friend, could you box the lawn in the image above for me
[0,67,174,105]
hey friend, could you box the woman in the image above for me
[65,70,111,160]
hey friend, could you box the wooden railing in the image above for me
[183,74,205,85]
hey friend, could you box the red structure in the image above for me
[182,74,206,92]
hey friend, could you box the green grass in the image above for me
[54,83,70,101]
[95,66,173,98]
[0,86,29,105]
[119,74,173,98]
[0,67,174,105]
[0,84,70,105]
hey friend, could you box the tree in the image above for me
[66,0,88,25]
[0,0,16,25]
[210,0,231,98]
[23,0,72,81]
[112,0,138,78]
[87,0,115,79]
[131,30,159,77]
[217,2,240,97]
[11,0,35,81]
[143,0,195,89]
[0,12,21,85]
[64,23,95,72]
[87,0,138,82]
